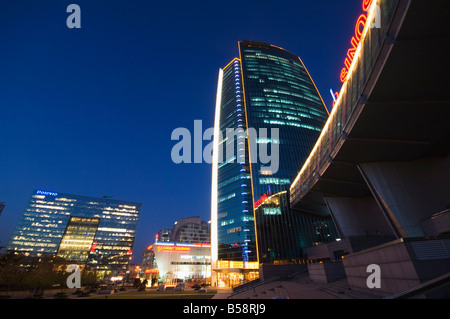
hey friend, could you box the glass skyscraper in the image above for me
[7,189,142,279]
[211,41,332,286]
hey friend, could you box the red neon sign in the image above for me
[362,0,373,11]
[340,0,374,83]
[90,241,97,252]
[254,191,270,208]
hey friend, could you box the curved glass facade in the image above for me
[239,40,329,199]
[212,41,335,285]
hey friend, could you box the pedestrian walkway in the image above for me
[227,273,378,299]
[211,287,233,299]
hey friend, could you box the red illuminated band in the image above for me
[254,191,270,208]
[355,14,367,41]
[340,68,348,83]
[339,0,373,83]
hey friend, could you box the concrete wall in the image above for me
[303,236,396,262]
[342,238,450,298]
[259,264,307,281]
[420,209,450,236]
[324,195,394,237]
[308,261,346,283]
[343,239,418,297]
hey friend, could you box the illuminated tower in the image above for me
[211,41,332,286]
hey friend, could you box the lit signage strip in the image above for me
[340,0,375,83]
[154,242,211,248]
[157,246,191,253]
[36,190,58,196]
[152,242,211,253]
[291,0,379,190]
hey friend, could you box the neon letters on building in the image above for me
[340,0,375,83]
[36,190,58,196]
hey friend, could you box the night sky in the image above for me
[0,0,363,263]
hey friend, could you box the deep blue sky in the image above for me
[0,0,363,263]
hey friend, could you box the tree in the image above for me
[0,252,28,295]
[81,269,98,288]
[21,255,68,296]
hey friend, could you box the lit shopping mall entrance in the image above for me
[213,261,259,288]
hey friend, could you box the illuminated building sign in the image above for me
[154,242,211,253]
[254,191,270,208]
[217,260,259,270]
[36,190,58,196]
[340,0,376,83]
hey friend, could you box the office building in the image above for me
[141,216,211,285]
[169,216,210,243]
[211,40,334,286]
[7,189,142,279]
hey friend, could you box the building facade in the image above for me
[155,228,172,243]
[169,216,210,243]
[7,190,142,279]
[211,41,333,286]
[254,191,338,264]
[151,242,211,285]
[141,216,211,285]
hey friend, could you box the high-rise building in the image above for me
[169,216,210,243]
[156,228,172,243]
[211,40,333,286]
[7,190,142,279]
